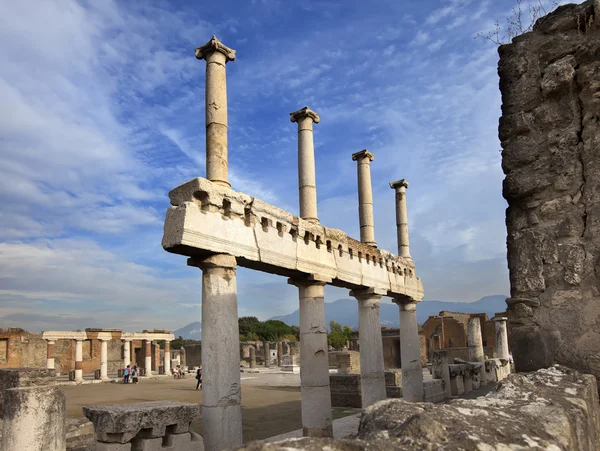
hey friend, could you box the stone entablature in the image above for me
[41,331,88,341]
[121,332,175,342]
[163,177,423,301]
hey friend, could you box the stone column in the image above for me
[494,317,510,361]
[396,301,423,401]
[468,317,485,362]
[164,341,171,375]
[277,341,283,367]
[249,346,256,369]
[389,179,411,258]
[74,339,83,382]
[351,288,386,408]
[46,340,55,370]
[190,254,242,450]
[264,341,270,368]
[195,36,236,188]
[290,107,321,223]
[288,277,332,437]
[123,340,131,369]
[145,340,152,376]
[352,150,377,246]
[100,339,109,381]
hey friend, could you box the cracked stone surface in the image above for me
[499,0,600,391]
[240,365,600,450]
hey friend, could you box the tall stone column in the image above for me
[351,288,386,408]
[390,179,411,258]
[352,150,377,246]
[100,339,109,381]
[123,340,131,369]
[277,341,283,367]
[290,107,320,223]
[74,339,83,382]
[195,36,236,188]
[164,341,171,375]
[249,346,256,369]
[46,340,55,370]
[264,341,270,368]
[190,254,242,450]
[144,340,152,376]
[468,317,485,362]
[495,317,510,360]
[396,301,423,401]
[288,277,333,437]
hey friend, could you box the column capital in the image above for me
[195,36,236,62]
[290,106,320,124]
[188,254,237,270]
[395,300,418,311]
[287,274,331,288]
[46,340,55,345]
[352,149,374,162]
[390,179,409,190]
[349,287,386,301]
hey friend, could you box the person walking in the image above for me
[131,365,139,384]
[195,365,203,391]
[123,365,130,384]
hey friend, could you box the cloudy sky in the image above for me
[0,0,565,332]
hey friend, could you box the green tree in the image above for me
[328,320,353,350]
[239,316,261,339]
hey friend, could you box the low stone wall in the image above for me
[243,365,600,450]
[330,374,361,408]
[83,401,202,450]
[329,351,360,374]
[66,418,95,451]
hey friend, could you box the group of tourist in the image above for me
[172,366,186,379]
[122,365,139,384]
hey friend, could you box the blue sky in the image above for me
[0,0,566,332]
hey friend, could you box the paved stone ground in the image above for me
[60,372,359,443]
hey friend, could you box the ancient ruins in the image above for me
[1,1,600,450]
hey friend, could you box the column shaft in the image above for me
[277,341,283,367]
[353,291,386,407]
[46,341,55,370]
[100,340,108,380]
[352,150,376,246]
[164,341,171,375]
[294,280,332,437]
[398,302,423,401]
[390,180,411,258]
[197,254,243,450]
[468,317,485,362]
[264,341,270,368]
[495,319,510,360]
[123,341,131,368]
[75,340,83,382]
[250,346,256,369]
[145,340,152,376]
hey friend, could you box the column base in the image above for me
[75,370,83,382]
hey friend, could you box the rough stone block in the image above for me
[92,442,132,451]
[384,370,401,387]
[66,418,95,451]
[0,368,55,419]
[83,401,200,443]
[423,380,446,403]
[329,374,361,408]
[1,385,66,451]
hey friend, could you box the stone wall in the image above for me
[500,0,600,389]
[183,344,202,368]
[0,329,46,369]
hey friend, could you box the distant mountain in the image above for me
[270,295,508,329]
[174,322,201,339]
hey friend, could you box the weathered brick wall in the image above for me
[500,0,600,389]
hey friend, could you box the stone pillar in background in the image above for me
[390,179,411,258]
[190,254,242,450]
[250,346,256,369]
[351,288,386,408]
[290,106,321,223]
[289,277,333,438]
[100,339,109,381]
[468,317,485,362]
[396,301,423,401]
[277,341,283,367]
[352,149,377,246]
[1,386,66,451]
[195,36,236,188]
[264,341,270,368]
[145,340,153,376]
[123,340,131,369]
[494,316,510,361]
[46,340,55,370]
[74,339,83,382]
[164,341,171,375]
